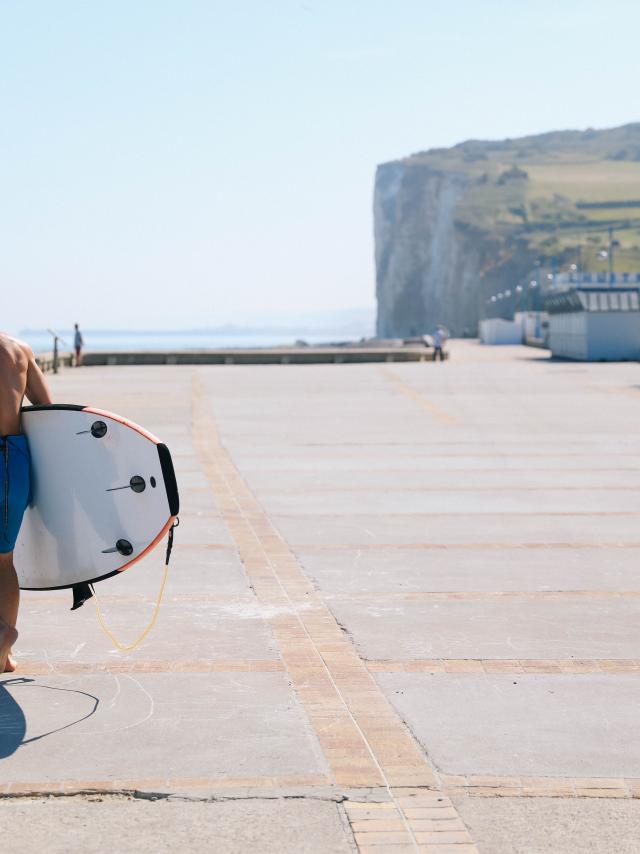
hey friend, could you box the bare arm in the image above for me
[24,347,53,406]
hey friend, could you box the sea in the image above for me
[20,326,374,354]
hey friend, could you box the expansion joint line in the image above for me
[191,370,478,853]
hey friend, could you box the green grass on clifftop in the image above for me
[402,123,640,271]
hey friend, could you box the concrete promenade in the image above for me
[2,341,640,852]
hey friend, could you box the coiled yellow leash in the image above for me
[93,561,170,653]
[92,520,178,654]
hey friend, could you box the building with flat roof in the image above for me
[546,287,640,361]
[479,317,523,345]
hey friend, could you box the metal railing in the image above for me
[46,328,70,374]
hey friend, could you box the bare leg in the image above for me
[0,552,19,672]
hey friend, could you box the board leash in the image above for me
[92,518,179,653]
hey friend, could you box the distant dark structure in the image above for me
[374,123,640,338]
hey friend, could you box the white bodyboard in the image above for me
[15,405,179,590]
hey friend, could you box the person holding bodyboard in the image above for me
[0,333,53,672]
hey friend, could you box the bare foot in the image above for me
[4,653,16,673]
[0,619,18,674]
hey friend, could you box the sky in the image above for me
[2,0,639,331]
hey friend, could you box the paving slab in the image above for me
[0,798,354,854]
[375,672,640,777]
[249,467,640,490]
[0,672,326,782]
[240,453,640,471]
[260,488,640,515]
[274,512,640,546]
[329,597,640,659]
[17,547,246,603]
[299,547,640,593]
[164,513,231,546]
[173,469,212,490]
[181,487,218,512]
[15,596,280,664]
[452,795,640,854]
[96,546,250,596]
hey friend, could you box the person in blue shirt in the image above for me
[74,323,84,367]
[432,325,448,361]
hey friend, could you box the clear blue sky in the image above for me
[2,0,638,330]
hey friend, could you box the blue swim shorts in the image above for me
[0,435,31,554]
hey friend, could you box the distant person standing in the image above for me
[432,325,448,361]
[73,323,84,367]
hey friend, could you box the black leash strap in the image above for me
[165,517,179,564]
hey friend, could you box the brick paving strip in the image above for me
[366,658,640,674]
[26,590,640,605]
[16,660,285,675]
[440,776,640,799]
[328,591,640,601]
[5,775,638,801]
[257,485,640,493]
[18,657,640,677]
[367,659,640,674]
[276,511,640,518]
[20,592,258,605]
[296,542,640,550]
[191,371,479,852]
[1,776,329,796]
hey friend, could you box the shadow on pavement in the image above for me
[0,677,100,758]
[0,677,27,758]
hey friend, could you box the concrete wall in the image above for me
[82,348,431,367]
[35,351,74,373]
